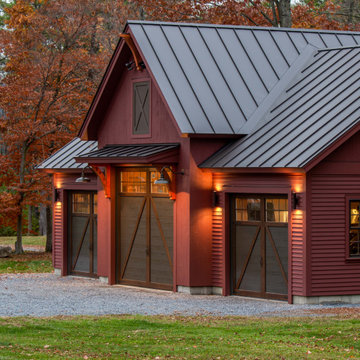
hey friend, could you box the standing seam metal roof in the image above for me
[200,46,360,168]
[76,144,179,159]
[37,137,98,170]
[128,21,360,135]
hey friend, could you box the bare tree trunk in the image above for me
[15,143,28,254]
[45,205,52,252]
[15,201,24,254]
[27,205,33,235]
[278,0,292,28]
[347,0,355,23]
[39,204,47,235]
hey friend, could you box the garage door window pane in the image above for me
[121,171,146,193]
[72,193,90,214]
[266,198,288,223]
[93,193,98,214]
[235,198,261,221]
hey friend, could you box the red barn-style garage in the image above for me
[39,21,360,304]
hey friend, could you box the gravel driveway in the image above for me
[1,273,359,317]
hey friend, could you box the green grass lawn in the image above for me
[0,236,52,273]
[0,315,358,359]
[0,236,46,247]
[0,252,52,273]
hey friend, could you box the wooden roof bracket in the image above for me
[120,33,144,71]
[90,165,111,198]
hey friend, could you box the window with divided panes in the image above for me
[349,200,360,257]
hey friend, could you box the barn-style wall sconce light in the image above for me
[54,188,60,202]
[212,191,220,208]
[154,166,184,185]
[292,192,299,210]
[75,167,91,183]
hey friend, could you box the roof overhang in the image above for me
[200,167,305,174]
[75,143,180,165]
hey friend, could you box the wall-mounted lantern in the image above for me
[212,191,220,208]
[54,188,60,202]
[292,192,299,210]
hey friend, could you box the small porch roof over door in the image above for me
[75,143,180,164]
[37,137,98,171]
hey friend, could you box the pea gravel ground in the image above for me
[0,273,359,317]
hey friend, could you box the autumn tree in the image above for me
[130,0,357,29]
[130,0,293,27]
[0,0,134,253]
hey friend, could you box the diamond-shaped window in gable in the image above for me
[133,81,150,135]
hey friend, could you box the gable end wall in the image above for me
[308,131,360,296]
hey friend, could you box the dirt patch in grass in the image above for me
[304,307,360,318]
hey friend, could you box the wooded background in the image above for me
[0,0,358,253]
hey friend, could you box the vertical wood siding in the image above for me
[309,174,360,295]
[212,172,306,296]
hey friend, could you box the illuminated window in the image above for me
[235,197,288,223]
[93,193,98,214]
[266,198,288,223]
[349,200,360,257]
[72,193,91,214]
[120,171,147,193]
[235,198,261,222]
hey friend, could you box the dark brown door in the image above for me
[68,191,97,277]
[117,168,173,290]
[231,195,288,300]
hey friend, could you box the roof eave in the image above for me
[303,121,360,172]
[200,166,305,174]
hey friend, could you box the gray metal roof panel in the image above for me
[38,138,98,170]
[129,21,360,135]
[77,144,179,159]
[200,46,360,168]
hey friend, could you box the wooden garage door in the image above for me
[117,168,173,290]
[68,191,97,277]
[231,195,288,300]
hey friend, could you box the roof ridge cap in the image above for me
[127,20,360,35]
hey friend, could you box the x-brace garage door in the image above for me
[68,191,97,277]
[117,168,173,290]
[231,195,288,300]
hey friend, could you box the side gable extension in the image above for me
[200,46,360,169]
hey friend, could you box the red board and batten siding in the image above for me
[212,172,306,298]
